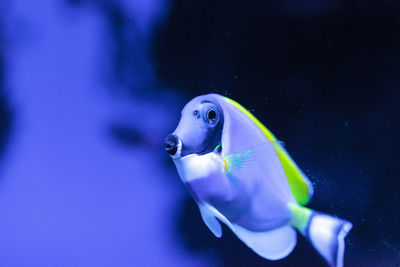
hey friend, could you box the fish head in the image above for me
[165,94,224,159]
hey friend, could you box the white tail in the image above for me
[307,213,352,267]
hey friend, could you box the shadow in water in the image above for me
[0,19,12,168]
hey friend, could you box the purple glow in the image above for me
[0,0,214,265]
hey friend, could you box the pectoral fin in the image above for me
[223,142,271,177]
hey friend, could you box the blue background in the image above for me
[0,0,399,266]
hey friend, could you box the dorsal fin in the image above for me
[224,97,313,205]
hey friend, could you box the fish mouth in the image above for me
[165,134,183,158]
[170,138,182,159]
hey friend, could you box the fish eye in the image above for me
[200,102,220,125]
[193,110,199,117]
[202,104,219,125]
[207,109,217,120]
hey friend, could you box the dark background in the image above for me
[0,0,399,266]
[156,1,400,266]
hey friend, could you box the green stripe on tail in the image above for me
[287,203,312,234]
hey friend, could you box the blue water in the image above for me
[0,0,399,266]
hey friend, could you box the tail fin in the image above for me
[288,203,352,267]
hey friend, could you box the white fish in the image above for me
[165,94,352,267]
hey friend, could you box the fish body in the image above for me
[165,94,352,266]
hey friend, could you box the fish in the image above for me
[164,93,352,267]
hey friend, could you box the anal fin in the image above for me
[203,204,297,260]
[232,224,297,260]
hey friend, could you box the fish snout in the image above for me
[165,134,181,157]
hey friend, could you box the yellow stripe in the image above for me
[224,97,310,205]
